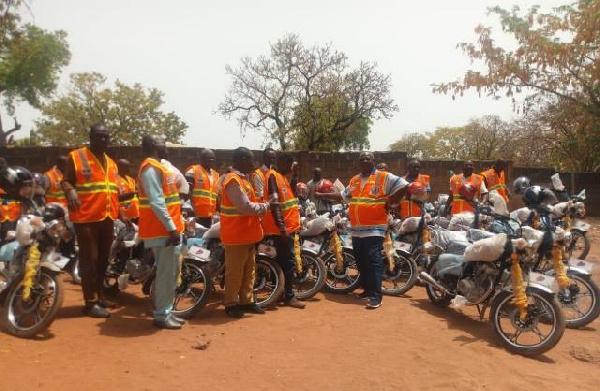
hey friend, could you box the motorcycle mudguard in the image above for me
[301,247,320,257]
[548,265,592,277]
[572,225,589,233]
[501,282,554,295]
[41,261,62,273]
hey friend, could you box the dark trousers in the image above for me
[272,234,296,300]
[74,218,114,303]
[195,217,212,229]
[352,236,384,301]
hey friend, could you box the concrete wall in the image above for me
[2,146,598,216]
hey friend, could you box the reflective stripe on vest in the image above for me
[219,173,264,245]
[399,174,430,218]
[187,165,219,218]
[348,170,388,231]
[118,175,140,219]
[263,171,300,235]
[69,148,120,223]
[44,166,67,207]
[450,173,482,215]
[137,158,183,239]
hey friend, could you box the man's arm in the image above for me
[267,175,287,234]
[60,155,80,211]
[225,180,269,216]
[141,167,177,232]
[385,174,409,205]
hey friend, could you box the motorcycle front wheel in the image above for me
[70,257,81,285]
[323,249,361,294]
[1,269,64,338]
[382,252,418,296]
[490,288,565,356]
[293,251,326,300]
[565,229,590,260]
[557,272,600,329]
[170,259,212,319]
[254,256,284,308]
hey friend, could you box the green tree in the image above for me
[0,0,71,146]
[34,72,188,146]
[219,34,397,150]
[389,132,431,159]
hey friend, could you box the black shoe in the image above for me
[284,297,306,309]
[357,291,370,300]
[154,317,182,330]
[225,305,244,318]
[366,297,382,309]
[98,299,118,309]
[83,303,111,318]
[170,314,187,325]
[240,303,266,314]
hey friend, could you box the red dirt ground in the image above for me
[1,220,599,391]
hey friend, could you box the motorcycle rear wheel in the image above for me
[2,270,64,338]
[293,251,326,300]
[490,289,565,356]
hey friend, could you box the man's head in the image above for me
[313,167,322,181]
[263,148,276,168]
[276,152,294,175]
[200,148,216,170]
[463,160,474,177]
[141,135,166,158]
[118,159,132,177]
[56,156,68,173]
[493,159,506,174]
[407,159,420,176]
[233,147,255,174]
[358,152,375,174]
[89,123,110,153]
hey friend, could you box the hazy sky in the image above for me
[13,0,566,150]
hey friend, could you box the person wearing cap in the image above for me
[320,152,408,309]
[445,160,488,216]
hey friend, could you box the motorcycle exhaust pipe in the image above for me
[419,272,452,295]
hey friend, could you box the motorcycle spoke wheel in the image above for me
[558,274,600,328]
[171,262,209,315]
[253,259,282,306]
[323,251,360,293]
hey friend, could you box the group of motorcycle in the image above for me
[0,179,597,359]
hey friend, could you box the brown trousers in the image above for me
[224,244,256,307]
[74,218,114,303]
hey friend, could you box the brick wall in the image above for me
[2,146,598,216]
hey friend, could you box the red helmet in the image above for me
[459,182,477,201]
[296,182,308,198]
[407,182,427,202]
[316,179,334,193]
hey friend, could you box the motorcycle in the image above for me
[0,214,66,338]
[104,220,212,319]
[420,231,566,356]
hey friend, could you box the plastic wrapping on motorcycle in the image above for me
[436,253,464,277]
[489,191,509,217]
[446,240,469,255]
[300,215,333,237]
[203,222,221,239]
[0,240,19,262]
[510,207,533,225]
[463,233,507,262]
[432,216,451,229]
[467,229,495,242]
[448,213,475,231]
[431,229,467,249]
[399,216,429,234]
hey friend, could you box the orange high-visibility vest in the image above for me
[69,148,119,223]
[251,166,274,202]
[399,174,430,218]
[44,166,67,207]
[348,170,389,232]
[117,174,139,219]
[187,165,219,218]
[481,168,509,203]
[263,171,300,235]
[0,200,21,223]
[138,158,183,239]
[219,172,264,245]
[450,173,483,215]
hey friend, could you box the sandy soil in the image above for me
[1,220,599,391]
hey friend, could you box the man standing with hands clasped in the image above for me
[321,152,408,309]
[137,135,185,329]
